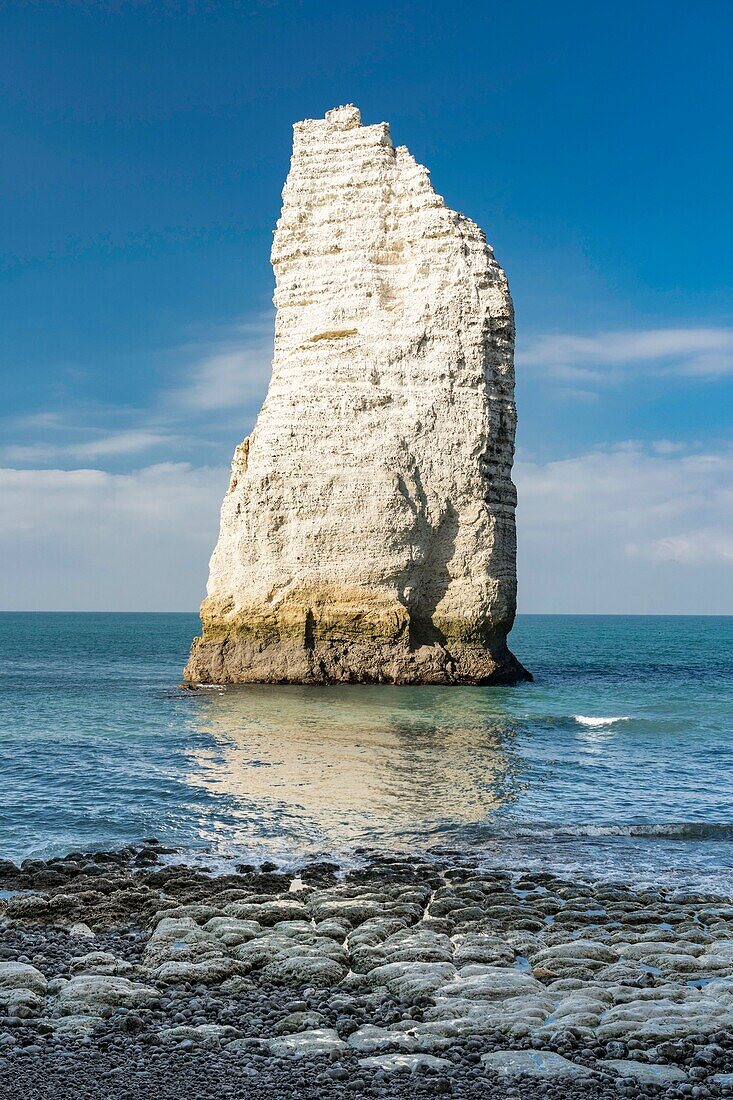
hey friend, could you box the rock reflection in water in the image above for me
[184,685,523,858]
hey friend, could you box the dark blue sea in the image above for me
[1,613,732,893]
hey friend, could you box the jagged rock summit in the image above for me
[184,105,530,685]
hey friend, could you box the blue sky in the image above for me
[1,0,732,612]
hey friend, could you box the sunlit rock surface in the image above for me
[5,852,733,1071]
[185,104,529,685]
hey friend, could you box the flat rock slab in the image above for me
[158,1024,241,1046]
[0,961,47,995]
[604,1059,688,1084]
[69,952,133,977]
[481,1050,595,1078]
[348,1023,454,1054]
[55,974,160,1013]
[42,1014,101,1037]
[268,1028,347,1059]
[359,1054,452,1074]
[440,967,542,1000]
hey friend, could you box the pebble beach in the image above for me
[2,843,733,1099]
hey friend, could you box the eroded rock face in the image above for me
[185,104,529,685]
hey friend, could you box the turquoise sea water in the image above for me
[1,613,732,893]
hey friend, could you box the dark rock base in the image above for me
[183,632,532,686]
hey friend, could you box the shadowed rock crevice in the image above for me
[396,499,459,652]
[303,609,316,651]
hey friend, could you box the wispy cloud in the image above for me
[3,429,176,464]
[629,530,733,565]
[172,320,274,413]
[521,326,733,382]
[516,441,733,612]
[1,440,731,613]
[1,316,275,470]
[0,463,227,610]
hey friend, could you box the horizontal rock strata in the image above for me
[185,104,529,685]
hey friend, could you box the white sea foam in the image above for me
[574,715,631,727]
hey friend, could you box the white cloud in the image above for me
[1,316,274,471]
[1,441,731,613]
[172,319,274,412]
[521,326,733,381]
[72,429,176,458]
[3,306,731,613]
[628,531,733,565]
[3,429,176,464]
[650,439,689,455]
[515,442,733,613]
[0,463,227,610]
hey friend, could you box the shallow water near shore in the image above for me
[1,612,732,893]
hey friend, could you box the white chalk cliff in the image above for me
[185,105,529,685]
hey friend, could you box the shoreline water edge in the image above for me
[2,614,733,1096]
[1,843,733,1099]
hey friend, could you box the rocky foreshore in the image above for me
[2,845,733,1099]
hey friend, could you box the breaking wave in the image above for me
[573,715,631,727]
[463,821,733,842]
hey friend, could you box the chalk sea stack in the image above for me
[184,105,530,685]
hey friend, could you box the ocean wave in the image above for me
[573,715,631,727]
[475,821,733,842]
